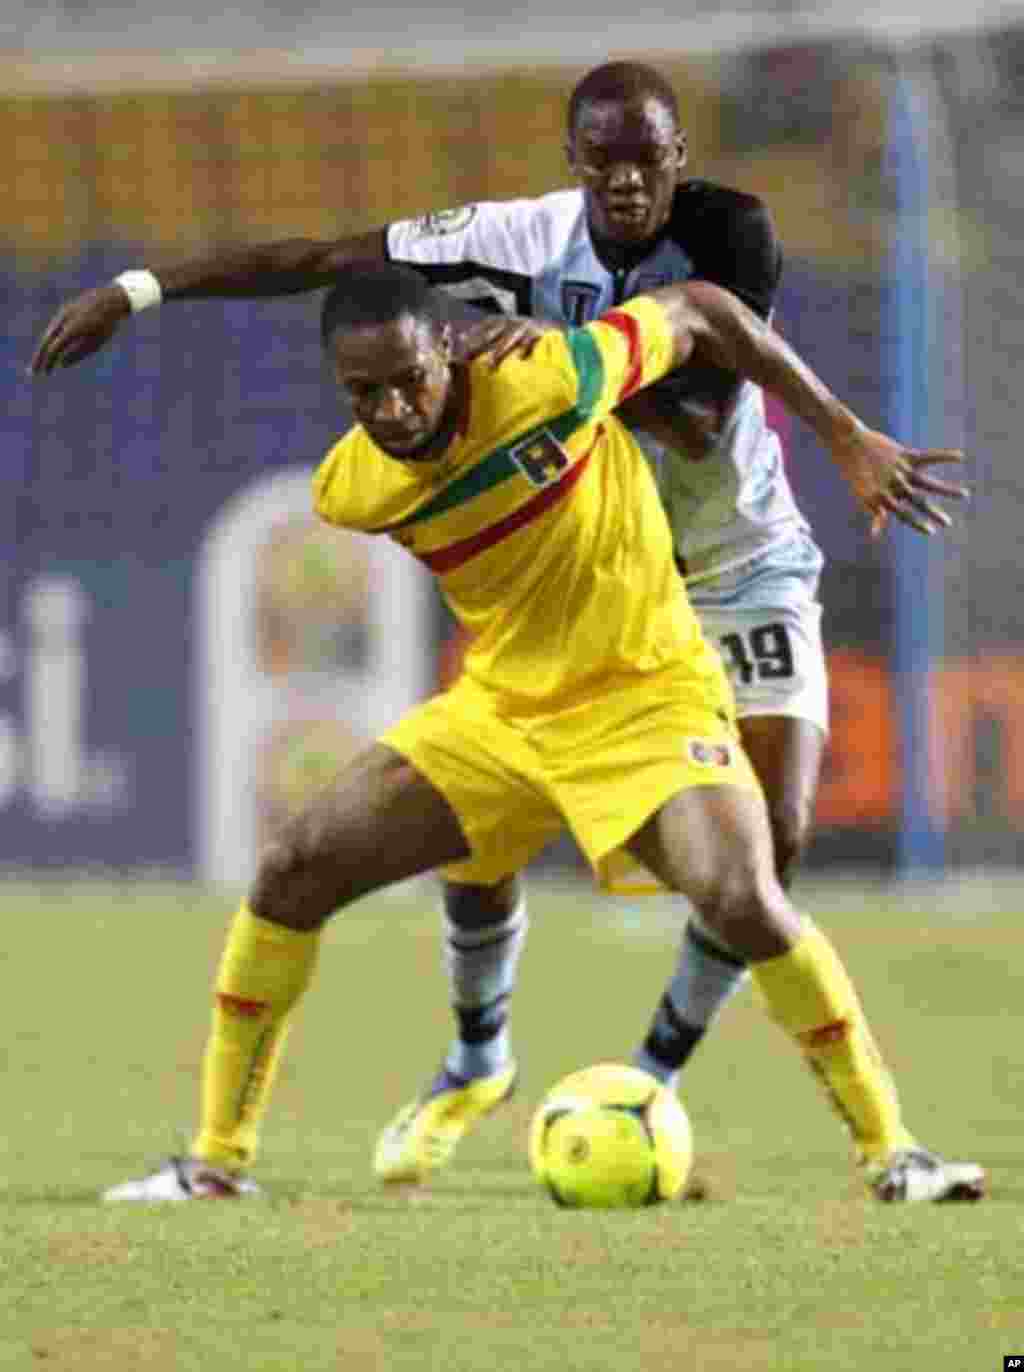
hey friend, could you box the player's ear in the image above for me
[674,132,689,174]
[565,135,578,176]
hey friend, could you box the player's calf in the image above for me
[762,797,812,889]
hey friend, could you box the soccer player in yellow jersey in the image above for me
[104,262,982,1204]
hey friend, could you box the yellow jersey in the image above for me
[313,296,714,710]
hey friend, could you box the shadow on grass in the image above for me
[270,1179,540,1212]
[3,1186,104,1206]
[975,1157,1024,1204]
[458,1157,531,1175]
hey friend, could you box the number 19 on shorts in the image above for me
[718,622,795,686]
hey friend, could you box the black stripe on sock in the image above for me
[685,920,747,969]
[658,991,692,1039]
[447,924,522,955]
[455,992,510,1044]
[642,994,706,1072]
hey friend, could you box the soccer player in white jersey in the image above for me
[32,62,966,1191]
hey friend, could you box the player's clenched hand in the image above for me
[456,316,552,369]
[29,285,132,375]
[831,427,968,538]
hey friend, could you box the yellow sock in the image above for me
[751,923,915,1165]
[191,905,321,1170]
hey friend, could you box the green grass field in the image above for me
[2,875,1022,1371]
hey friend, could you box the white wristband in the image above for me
[113,269,163,313]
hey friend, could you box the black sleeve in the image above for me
[647,190,782,413]
[688,198,782,320]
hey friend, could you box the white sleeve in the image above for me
[387,200,551,271]
[385,196,571,316]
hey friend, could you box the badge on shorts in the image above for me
[687,738,733,768]
[412,206,477,238]
[509,429,571,487]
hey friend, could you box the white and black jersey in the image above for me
[386,184,813,581]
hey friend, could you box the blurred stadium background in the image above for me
[3,0,1024,885]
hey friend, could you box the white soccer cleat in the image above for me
[101,1156,261,1203]
[867,1147,985,1203]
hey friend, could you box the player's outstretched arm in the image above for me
[30,229,387,375]
[651,280,969,537]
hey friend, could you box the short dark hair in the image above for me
[320,261,444,348]
[567,61,680,137]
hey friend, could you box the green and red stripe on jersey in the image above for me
[598,308,646,399]
[418,426,601,574]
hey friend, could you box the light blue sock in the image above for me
[442,900,527,1080]
[634,915,749,1088]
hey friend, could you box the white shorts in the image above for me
[688,533,829,735]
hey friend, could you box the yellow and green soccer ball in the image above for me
[528,1063,693,1208]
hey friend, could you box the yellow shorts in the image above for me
[380,661,760,893]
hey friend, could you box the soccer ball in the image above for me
[528,1063,693,1208]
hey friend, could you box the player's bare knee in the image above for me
[249,837,304,923]
[249,830,337,929]
[693,864,795,960]
[686,858,757,933]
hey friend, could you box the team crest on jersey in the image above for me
[412,206,477,238]
[509,430,571,487]
[686,738,733,769]
[561,280,601,325]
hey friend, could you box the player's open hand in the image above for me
[29,284,132,375]
[832,427,969,537]
[456,316,552,369]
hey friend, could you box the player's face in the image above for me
[568,95,686,247]
[330,315,454,460]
